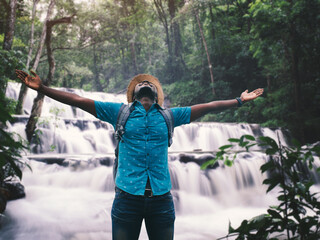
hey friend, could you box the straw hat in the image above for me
[127,74,164,106]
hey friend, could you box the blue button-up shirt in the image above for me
[95,100,191,195]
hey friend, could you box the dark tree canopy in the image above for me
[1,0,320,144]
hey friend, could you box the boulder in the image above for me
[178,153,219,169]
[0,187,9,213]
[3,182,26,201]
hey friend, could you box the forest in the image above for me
[1,0,320,143]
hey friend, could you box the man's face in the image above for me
[133,81,158,102]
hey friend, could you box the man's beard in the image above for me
[135,86,157,102]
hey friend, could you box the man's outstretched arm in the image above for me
[16,69,97,117]
[190,89,264,122]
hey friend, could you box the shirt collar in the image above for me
[133,100,164,110]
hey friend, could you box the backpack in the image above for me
[113,103,174,181]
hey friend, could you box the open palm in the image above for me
[240,88,264,102]
[15,69,42,90]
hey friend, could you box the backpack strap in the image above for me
[115,103,134,145]
[113,103,135,181]
[158,108,174,147]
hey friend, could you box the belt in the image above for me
[144,188,153,197]
[115,187,154,198]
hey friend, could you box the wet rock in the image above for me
[0,187,9,213]
[3,182,26,201]
[29,157,65,165]
[178,153,219,169]
[0,182,25,214]
[98,156,114,167]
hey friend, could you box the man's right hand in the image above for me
[15,69,42,91]
[15,69,97,117]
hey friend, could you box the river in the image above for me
[3,82,318,240]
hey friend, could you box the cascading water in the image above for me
[2,82,318,240]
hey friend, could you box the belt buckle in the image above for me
[144,189,153,197]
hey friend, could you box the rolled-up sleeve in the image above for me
[171,107,191,128]
[94,101,123,128]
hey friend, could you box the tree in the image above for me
[25,15,74,142]
[15,0,55,114]
[25,0,40,71]
[248,0,320,143]
[153,0,185,83]
[0,92,27,213]
[0,0,18,96]
[2,0,17,51]
[194,5,215,95]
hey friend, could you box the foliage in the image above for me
[4,0,319,143]
[247,0,320,142]
[0,49,26,95]
[202,135,320,240]
[0,93,28,187]
[0,34,26,48]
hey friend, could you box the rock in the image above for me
[98,156,114,167]
[0,187,9,213]
[178,153,219,169]
[3,182,26,201]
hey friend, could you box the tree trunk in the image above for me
[1,0,17,95]
[26,0,40,70]
[290,27,304,143]
[154,0,172,57]
[92,44,104,91]
[2,0,17,51]
[168,0,182,59]
[168,0,184,80]
[195,9,215,95]
[26,16,74,142]
[15,0,55,114]
[208,3,216,40]
[130,41,138,75]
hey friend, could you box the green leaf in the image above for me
[259,136,279,150]
[248,214,269,229]
[246,143,257,149]
[263,175,281,193]
[6,157,23,180]
[267,209,282,219]
[266,148,278,155]
[231,220,249,233]
[239,140,250,148]
[200,158,218,170]
[229,138,240,143]
[228,220,235,233]
[224,159,233,167]
[278,194,286,201]
[260,160,275,173]
[219,144,233,151]
[243,135,255,141]
[311,146,320,156]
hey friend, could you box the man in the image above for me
[15,69,263,240]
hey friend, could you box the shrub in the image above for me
[202,135,320,239]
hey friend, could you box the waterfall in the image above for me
[2,82,318,240]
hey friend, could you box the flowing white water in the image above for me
[2,82,318,240]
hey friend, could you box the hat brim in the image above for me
[127,74,164,107]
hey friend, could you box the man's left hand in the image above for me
[240,88,264,102]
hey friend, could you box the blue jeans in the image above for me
[111,188,175,240]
